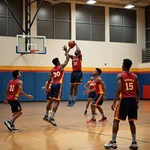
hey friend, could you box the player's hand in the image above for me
[62,45,67,51]
[28,95,33,100]
[4,100,8,105]
[42,86,45,90]
[111,101,116,111]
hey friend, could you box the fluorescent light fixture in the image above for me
[124,4,135,9]
[86,0,97,4]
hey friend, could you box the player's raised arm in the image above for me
[61,45,70,68]
[75,42,82,60]
[18,80,33,99]
[111,74,122,111]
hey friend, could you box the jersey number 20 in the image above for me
[125,82,133,91]
[9,85,14,92]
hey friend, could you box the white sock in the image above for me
[73,96,76,101]
[50,112,55,119]
[69,95,72,101]
[92,114,95,119]
[45,110,49,116]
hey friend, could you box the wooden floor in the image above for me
[0,100,150,150]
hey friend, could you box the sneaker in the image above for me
[11,125,19,131]
[84,110,87,115]
[67,100,71,107]
[129,142,138,150]
[43,115,48,121]
[104,141,117,149]
[4,121,12,131]
[99,117,107,122]
[87,118,96,123]
[48,117,57,126]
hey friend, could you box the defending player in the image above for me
[42,80,52,113]
[67,42,82,107]
[4,70,33,131]
[104,59,140,150]
[84,75,96,115]
[87,68,107,123]
[43,45,70,126]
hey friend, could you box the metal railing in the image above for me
[142,48,150,63]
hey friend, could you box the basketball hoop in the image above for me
[30,50,40,54]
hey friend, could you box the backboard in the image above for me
[16,35,46,54]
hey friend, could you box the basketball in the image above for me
[68,40,75,48]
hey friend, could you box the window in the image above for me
[109,8,137,43]
[146,6,150,48]
[37,1,71,39]
[76,4,105,41]
[0,0,23,36]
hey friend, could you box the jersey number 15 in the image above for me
[125,82,133,91]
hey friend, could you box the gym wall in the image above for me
[0,0,149,101]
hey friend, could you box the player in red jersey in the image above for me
[104,59,140,150]
[4,70,33,131]
[87,68,107,123]
[84,75,96,115]
[42,80,52,113]
[67,42,82,107]
[43,45,70,126]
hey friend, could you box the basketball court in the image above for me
[0,0,150,150]
[0,101,150,150]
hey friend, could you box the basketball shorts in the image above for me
[88,92,96,99]
[8,100,22,113]
[114,98,138,121]
[70,70,82,84]
[46,91,51,100]
[92,94,103,106]
[50,83,62,101]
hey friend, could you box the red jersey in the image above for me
[71,55,82,71]
[120,72,137,98]
[95,77,104,95]
[51,65,64,84]
[6,79,20,100]
[89,80,96,91]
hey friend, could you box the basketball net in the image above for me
[30,50,39,54]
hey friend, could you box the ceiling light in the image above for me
[124,4,135,9]
[86,0,97,4]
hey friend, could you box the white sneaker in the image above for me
[4,121,12,131]
[129,142,138,150]
[104,141,117,149]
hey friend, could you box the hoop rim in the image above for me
[30,49,40,54]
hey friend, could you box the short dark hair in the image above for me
[96,68,102,75]
[52,58,59,66]
[123,59,132,69]
[12,70,19,79]
[90,75,94,77]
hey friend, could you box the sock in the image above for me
[69,95,72,101]
[9,118,14,125]
[73,96,76,101]
[92,114,95,119]
[45,110,49,116]
[50,112,55,119]
[112,133,117,142]
[132,134,136,142]
[102,113,105,118]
